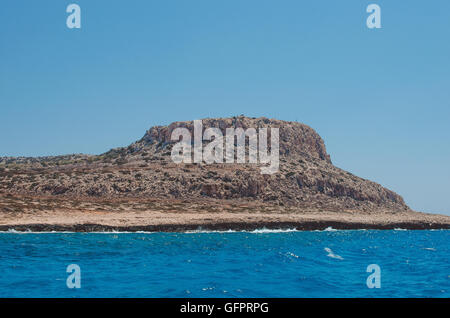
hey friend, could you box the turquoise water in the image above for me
[0,230,448,298]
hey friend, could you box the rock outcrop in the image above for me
[0,116,409,212]
[138,117,331,163]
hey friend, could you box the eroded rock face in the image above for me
[139,116,331,163]
[0,116,409,212]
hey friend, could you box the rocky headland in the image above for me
[0,116,449,231]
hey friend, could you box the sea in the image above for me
[0,229,448,298]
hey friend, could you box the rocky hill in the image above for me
[0,116,408,212]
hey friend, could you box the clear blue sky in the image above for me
[1,1,449,215]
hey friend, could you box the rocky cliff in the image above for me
[0,116,408,212]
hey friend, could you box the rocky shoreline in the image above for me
[1,220,450,233]
[1,195,449,232]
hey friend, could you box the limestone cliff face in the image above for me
[138,116,331,163]
[0,116,408,212]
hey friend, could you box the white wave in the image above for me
[184,227,299,234]
[184,229,237,234]
[314,226,347,232]
[324,247,344,260]
[250,227,298,233]
[2,227,415,234]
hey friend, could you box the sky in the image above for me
[0,1,449,215]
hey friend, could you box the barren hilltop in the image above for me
[0,116,449,231]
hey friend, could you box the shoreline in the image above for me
[1,195,449,233]
[1,220,449,233]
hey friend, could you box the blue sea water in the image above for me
[0,229,448,298]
